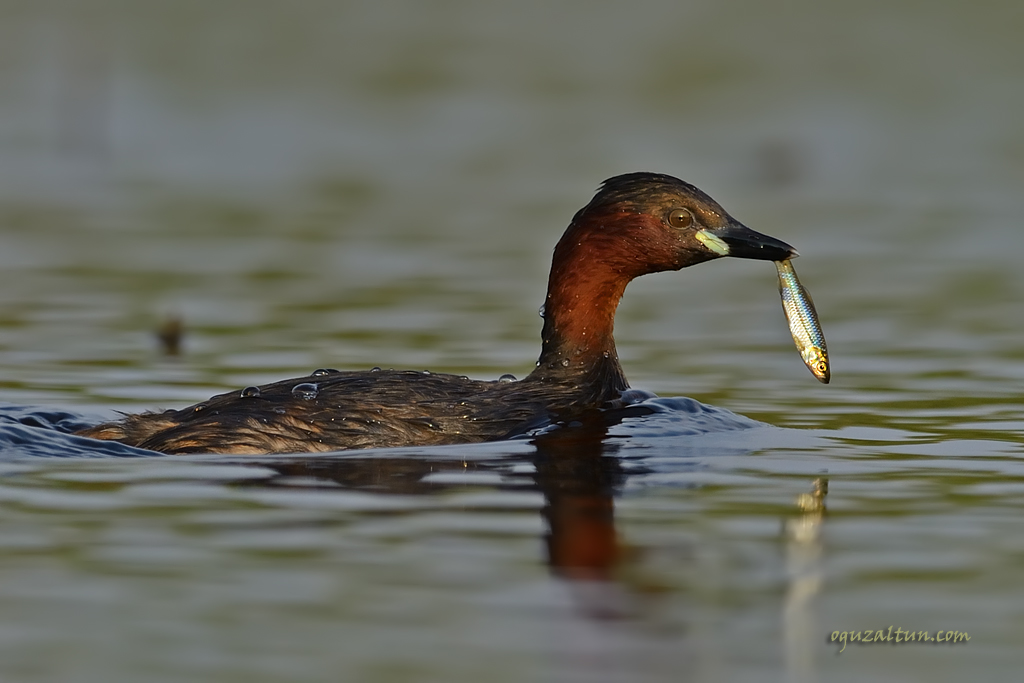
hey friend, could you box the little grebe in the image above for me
[78,173,796,454]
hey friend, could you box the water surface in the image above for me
[0,1,1022,681]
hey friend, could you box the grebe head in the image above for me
[537,173,796,377]
[560,172,797,274]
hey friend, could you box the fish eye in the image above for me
[667,208,694,229]
[816,362,827,372]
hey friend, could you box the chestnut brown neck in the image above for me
[528,209,668,392]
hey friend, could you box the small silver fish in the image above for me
[775,259,830,383]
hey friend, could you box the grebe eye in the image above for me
[668,208,694,229]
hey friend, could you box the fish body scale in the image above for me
[775,260,830,383]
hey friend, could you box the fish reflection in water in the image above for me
[775,259,830,383]
[784,477,827,683]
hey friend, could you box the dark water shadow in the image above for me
[245,411,630,579]
[206,401,797,620]
[0,398,826,621]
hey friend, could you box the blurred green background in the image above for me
[1,0,1020,420]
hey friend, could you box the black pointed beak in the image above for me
[704,222,798,261]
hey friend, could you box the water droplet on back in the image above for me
[291,382,319,400]
[560,359,570,367]
[273,406,286,414]
[370,367,381,373]
[538,304,546,318]
[193,402,208,413]
[240,386,261,398]
[311,368,338,377]
[498,373,517,383]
